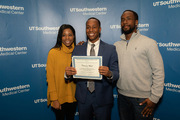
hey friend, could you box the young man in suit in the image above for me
[65,17,119,120]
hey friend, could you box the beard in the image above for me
[121,25,136,35]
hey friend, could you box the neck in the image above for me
[67,46,72,49]
[89,38,99,43]
[125,29,137,40]
[125,33,133,40]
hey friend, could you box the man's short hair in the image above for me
[123,10,138,20]
[86,17,101,27]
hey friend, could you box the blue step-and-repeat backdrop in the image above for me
[0,0,180,120]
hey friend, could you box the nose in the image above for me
[65,35,69,39]
[89,27,93,32]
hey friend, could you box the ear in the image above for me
[99,27,102,32]
[135,20,138,26]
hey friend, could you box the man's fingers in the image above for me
[141,106,154,117]
[65,67,76,75]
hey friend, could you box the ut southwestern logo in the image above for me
[164,83,180,93]
[0,4,24,15]
[70,7,107,16]
[157,42,180,51]
[34,98,47,104]
[29,26,59,35]
[32,63,46,69]
[0,47,28,56]
[153,0,180,9]
[0,84,30,97]
[110,23,149,32]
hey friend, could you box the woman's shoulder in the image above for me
[48,48,60,54]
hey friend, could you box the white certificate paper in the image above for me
[72,56,102,80]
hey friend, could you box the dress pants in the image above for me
[78,91,112,120]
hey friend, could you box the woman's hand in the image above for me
[52,100,61,110]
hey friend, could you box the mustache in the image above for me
[122,25,130,29]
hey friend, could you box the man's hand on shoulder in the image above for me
[77,41,85,46]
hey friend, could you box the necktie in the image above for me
[88,44,95,93]
[90,44,95,56]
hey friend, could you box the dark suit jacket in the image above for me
[72,40,119,106]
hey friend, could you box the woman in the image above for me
[46,24,77,120]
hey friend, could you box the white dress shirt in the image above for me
[87,39,100,56]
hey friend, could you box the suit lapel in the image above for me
[98,40,104,56]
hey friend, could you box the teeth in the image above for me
[65,41,70,44]
[89,33,94,36]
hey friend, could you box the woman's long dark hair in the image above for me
[53,24,76,49]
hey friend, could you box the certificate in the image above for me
[72,56,102,80]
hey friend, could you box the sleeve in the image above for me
[46,50,58,101]
[64,49,75,82]
[147,40,165,103]
[109,46,119,83]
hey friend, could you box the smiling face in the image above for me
[86,19,101,43]
[62,28,74,48]
[121,11,138,35]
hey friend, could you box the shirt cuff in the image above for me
[64,73,71,79]
[107,71,113,80]
[149,94,160,104]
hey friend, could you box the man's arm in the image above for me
[140,40,164,117]
[99,46,119,83]
[147,40,164,103]
[108,46,119,83]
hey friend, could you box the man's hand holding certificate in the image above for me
[65,56,112,80]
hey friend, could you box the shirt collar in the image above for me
[120,30,139,41]
[88,39,100,47]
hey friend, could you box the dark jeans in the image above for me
[52,102,77,120]
[118,93,154,120]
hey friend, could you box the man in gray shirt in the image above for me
[114,10,164,120]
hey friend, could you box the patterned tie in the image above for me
[88,44,95,93]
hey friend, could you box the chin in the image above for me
[89,38,95,41]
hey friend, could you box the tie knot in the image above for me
[91,44,95,48]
